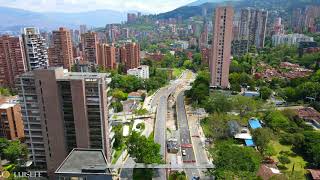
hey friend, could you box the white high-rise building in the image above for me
[272,34,314,46]
[22,27,49,71]
[127,65,149,79]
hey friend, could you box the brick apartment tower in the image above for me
[0,99,25,140]
[81,32,98,64]
[97,43,116,70]
[210,6,234,88]
[120,43,140,70]
[48,27,74,70]
[0,35,27,87]
[16,67,111,176]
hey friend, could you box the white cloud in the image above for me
[0,0,195,13]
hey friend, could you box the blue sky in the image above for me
[0,0,195,13]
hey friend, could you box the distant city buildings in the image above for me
[273,17,284,35]
[232,8,268,56]
[22,27,49,71]
[0,35,27,87]
[291,6,320,33]
[81,32,99,64]
[48,27,74,70]
[120,42,140,70]
[127,65,149,79]
[97,43,116,70]
[201,47,210,65]
[127,13,138,23]
[0,96,24,140]
[210,6,234,88]
[272,33,314,46]
[80,25,88,35]
[16,67,111,175]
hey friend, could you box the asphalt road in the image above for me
[189,116,214,180]
[176,91,200,179]
[153,95,168,180]
[120,71,188,180]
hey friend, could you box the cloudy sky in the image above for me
[0,0,195,13]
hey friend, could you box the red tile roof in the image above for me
[297,107,320,124]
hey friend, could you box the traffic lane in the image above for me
[153,169,166,180]
[154,95,167,157]
[176,92,195,163]
[181,148,195,163]
[185,166,200,180]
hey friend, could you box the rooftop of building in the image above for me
[0,96,19,109]
[0,103,16,109]
[55,148,111,175]
[297,107,320,123]
[18,67,110,80]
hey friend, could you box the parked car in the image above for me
[182,149,186,156]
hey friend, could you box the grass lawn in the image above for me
[112,146,125,164]
[270,140,307,174]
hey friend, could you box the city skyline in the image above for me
[0,1,320,179]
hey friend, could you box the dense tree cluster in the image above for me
[209,141,262,179]
[0,138,28,165]
[126,132,162,164]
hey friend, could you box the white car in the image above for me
[182,149,186,156]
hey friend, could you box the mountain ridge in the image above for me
[0,6,127,32]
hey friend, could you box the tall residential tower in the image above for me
[48,27,74,70]
[0,35,27,87]
[16,67,112,175]
[22,27,49,70]
[210,6,234,88]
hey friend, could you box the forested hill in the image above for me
[157,0,320,20]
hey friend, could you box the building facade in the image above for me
[48,27,74,70]
[210,6,234,88]
[16,67,111,176]
[22,27,49,71]
[272,34,314,46]
[237,8,268,49]
[81,32,98,64]
[0,35,27,87]
[120,43,140,70]
[97,44,116,70]
[0,97,24,140]
[127,65,149,79]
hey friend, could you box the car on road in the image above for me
[182,149,186,156]
[192,176,200,180]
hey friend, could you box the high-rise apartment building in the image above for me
[22,27,49,71]
[273,17,284,35]
[201,47,210,65]
[97,44,116,70]
[81,32,98,64]
[127,13,137,23]
[199,23,209,49]
[48,27,74,70]
[0,35,27,87]
[210,6,234,88]
[0,97,24,140]
[120,43,140,70]
[16,67,112,175]
[238,8,268,49]
[80,25,87,35]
